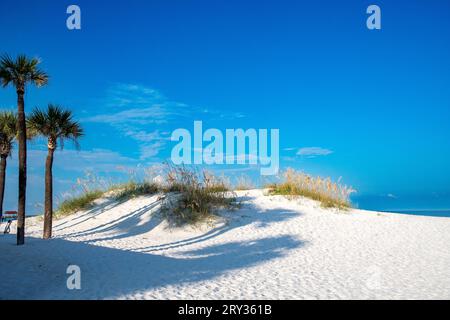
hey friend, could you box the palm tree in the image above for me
[0,111,17,218]
[28,104,83,239]
[0,54,48,245]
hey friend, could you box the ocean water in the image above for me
[352,194,450,218]
[381,209,450,218]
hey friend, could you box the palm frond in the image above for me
[27,104,83,151]
[0,110,18,157]
[0,53,49,88]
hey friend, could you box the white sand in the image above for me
[1,189,450,300]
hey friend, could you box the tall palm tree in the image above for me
[0,54,48,245]
[28,104,83,239]
[0,111,17,218]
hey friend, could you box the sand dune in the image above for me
[1,189,450,299]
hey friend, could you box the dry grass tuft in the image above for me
[161,165,237,226]
[111,181,159,201]
[267,168,355,209]
[233,174,255,191]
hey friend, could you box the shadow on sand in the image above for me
[58,192,302,251]
[0,192,305,299]
[0,233,303,299]
[53,197,124,233]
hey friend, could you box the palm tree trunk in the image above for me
[0,155,7,218]
[43,147,54,239]
[17,88,27,245]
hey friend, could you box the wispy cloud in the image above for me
[297,147,333,157]
[83,84,187,159]
[281,156,297,162]
[138,141,166,160]
[84,83,246,160]
[86,105,173,125]
[83,84,187,125]
[24,148,141,173]
[212,111,246,120]
[122,129,170,143]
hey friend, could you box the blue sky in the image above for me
[1,0,450,212]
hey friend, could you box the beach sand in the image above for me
[1,189,450,299]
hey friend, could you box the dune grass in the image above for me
[55,190,104,217]
[111,181,159,201]
[55,165,237,226]
[54,181,158,218]
[54,165,353,224]
[267,168,355,209]
[233,174,255,191]
[161,166,237,226]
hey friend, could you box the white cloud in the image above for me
[138,142,166,160]
[83,83,190,126]
[85,105,172,125]
[281,156,297,162]
[23,148,141,173]
[103,83,165,108]
[297,147,333,157]
[82,84,187,159]
[124,129,170,143]
[83,83,246,160]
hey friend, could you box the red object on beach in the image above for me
[2,211,18,221]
